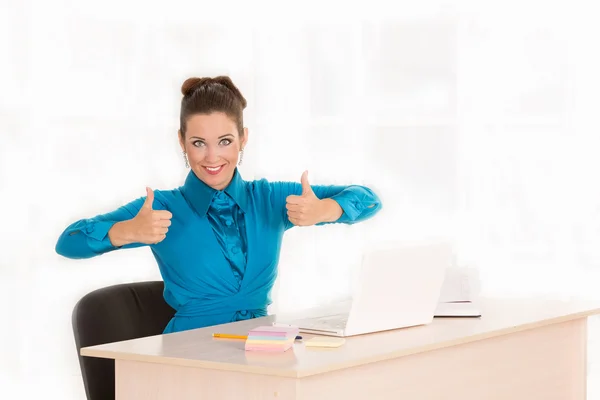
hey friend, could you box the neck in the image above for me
[196,169,236,191]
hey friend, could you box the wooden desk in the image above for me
[81,297,600,399]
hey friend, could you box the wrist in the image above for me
[320,198,343,223]
[108,220,135,247]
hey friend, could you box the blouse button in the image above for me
[239,310,248,317]
[225,220,232,226]
[231,246,240,254]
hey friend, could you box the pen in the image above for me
[212,333,302,340]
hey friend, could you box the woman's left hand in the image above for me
[286,171,342,226]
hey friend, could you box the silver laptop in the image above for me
[273,241,453,337]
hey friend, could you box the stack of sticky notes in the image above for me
[245,325,299,352]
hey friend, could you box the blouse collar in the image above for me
[181,168,248,216]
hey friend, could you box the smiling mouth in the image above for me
[203,165,225,175]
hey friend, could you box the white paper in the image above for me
[437,267,481,303]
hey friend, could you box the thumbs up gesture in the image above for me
[129,187,173,244]
[286,171,341,226]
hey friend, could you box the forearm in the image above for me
[55,198,146,259]
[55,219,120,259]
[327,185,382,224]
[273,180,382,230]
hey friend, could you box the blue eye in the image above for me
[220,139,232,146]
[192,140,205,147]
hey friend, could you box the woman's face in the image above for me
[180,112,248,191]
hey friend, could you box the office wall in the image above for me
[1,1,600,398]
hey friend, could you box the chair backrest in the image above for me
[72,281,176,400]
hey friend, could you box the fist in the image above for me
[286,171,328,226]
[130,187,173,244]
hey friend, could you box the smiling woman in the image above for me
[178,77,248,190]
[54,75,383,334]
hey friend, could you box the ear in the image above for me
[178,130,186,152]
[241,127,249,149]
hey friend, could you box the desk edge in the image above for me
[80,309,600,378]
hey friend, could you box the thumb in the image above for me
[142,187,154,210]
[301,170,313,196]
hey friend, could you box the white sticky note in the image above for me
[304,337,346,348]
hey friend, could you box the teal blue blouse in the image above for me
[55,169,382,334]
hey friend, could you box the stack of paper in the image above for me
[435,267,482,317]
[245,326,299,352]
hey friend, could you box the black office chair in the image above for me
[72,281,176,400]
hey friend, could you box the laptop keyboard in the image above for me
[301,314,349,330]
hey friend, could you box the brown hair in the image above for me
[179,76,247,139]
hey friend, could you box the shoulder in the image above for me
[244,177,298,194]
[243,178,273,199]
[244,177,271,192]
[243,178,304,210]
[150,188,188,210]
[153,187,182,200]
[243,178,293,205]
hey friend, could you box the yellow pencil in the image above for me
[212,333,247,339]
[213,333,303,340]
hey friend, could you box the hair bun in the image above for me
[180,75,247,109]
[212,76,247,109]
[181,77,212,96]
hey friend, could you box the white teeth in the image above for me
[205,166,222,171]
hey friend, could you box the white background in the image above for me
[2,1,600,398]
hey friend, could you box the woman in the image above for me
[55,76,382,334]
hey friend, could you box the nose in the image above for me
[204,145,220,164]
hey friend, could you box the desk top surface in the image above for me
[81,296,600,378]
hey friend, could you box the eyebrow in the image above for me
[190,134,234,140]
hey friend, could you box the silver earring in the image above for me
[238,149,244,166]
[183,151,189,168]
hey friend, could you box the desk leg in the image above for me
[115,360,298,400]
[297,318,588,400]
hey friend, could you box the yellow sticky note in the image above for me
[304,337,346,348]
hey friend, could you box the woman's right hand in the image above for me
[108,188,173,246]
